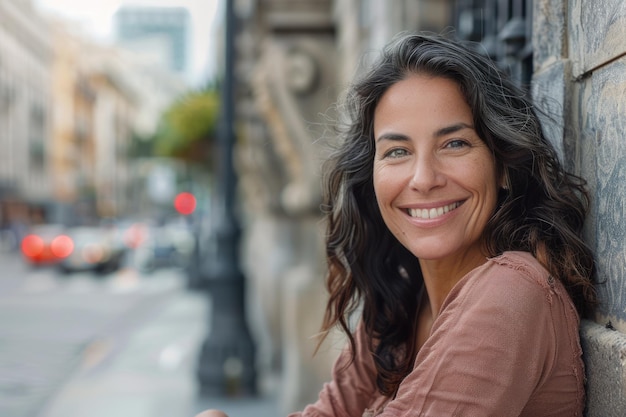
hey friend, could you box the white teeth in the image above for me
[408,202,460,219]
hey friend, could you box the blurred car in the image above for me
[20,224,73,266]
[58,226,126,274]
[134,218,195,272]
[114,219,149,251]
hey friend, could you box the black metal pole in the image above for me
[196,0,257,396]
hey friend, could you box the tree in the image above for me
[152,88,220,168]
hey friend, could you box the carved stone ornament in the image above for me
[251,37,334,216]
[285,47,319,94]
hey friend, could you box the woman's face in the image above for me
[372,74,499,263]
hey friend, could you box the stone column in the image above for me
[235,1,341,412]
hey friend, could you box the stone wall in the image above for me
[532,0,626,415]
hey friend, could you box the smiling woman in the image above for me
[195,32,597,417]
[372,75,499,270]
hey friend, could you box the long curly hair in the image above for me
[319,33,597,397]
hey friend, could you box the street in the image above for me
[0,249,205,417]
[0,248,281,417]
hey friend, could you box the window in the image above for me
[454,0,533,88]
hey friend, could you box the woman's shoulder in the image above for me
[435,250,579,350]
[489,250,542,265]
[474,250,552,291]
[488,250,550,279]
[447,251,560,313]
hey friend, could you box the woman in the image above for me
[197,33,596,417]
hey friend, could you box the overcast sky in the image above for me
[34,0,221,86]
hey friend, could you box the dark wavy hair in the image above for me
[319,33,596,397]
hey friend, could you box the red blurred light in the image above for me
[51,235,74,258]
[21,234,44,257]
[174,192,196,215]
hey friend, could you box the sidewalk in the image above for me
[36,285,280,417]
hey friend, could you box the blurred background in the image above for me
[2,0,589,416]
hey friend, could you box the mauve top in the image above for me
[289,251,585,417]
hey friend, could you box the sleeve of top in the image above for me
[287,322,379,417]
[382,263,559,417]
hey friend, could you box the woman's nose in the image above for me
[408,156,445,192]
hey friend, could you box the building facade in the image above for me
[48,26,138,222]
[229,0,626,415]
[49,34,187,221]
[0,0,53,221]
[49,23,98,223]
[113,6,190,76]
[0,0,187,228]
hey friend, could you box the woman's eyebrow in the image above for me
[376,123,474,143]
[376,133,409,143]
[434,122,474,137]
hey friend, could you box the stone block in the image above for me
[569,0,626,78]
[531,59,569,163]
[580,320,626,416]
[533,0,567,71]
[574,59,626,323]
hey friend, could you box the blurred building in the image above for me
[47,24,135,222]
[113,6,190,76]
[50,26,97,223]
[0,0,190,228]
[84,51,137,219]
[221,0,626,415]
[49,24,188,222]
[0,0,53,227]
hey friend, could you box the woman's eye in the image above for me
[384,148,409,158]
[445,139,470,149]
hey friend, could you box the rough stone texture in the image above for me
[535,1,626,415]
[580,320,626,416]
[573,59,626,325]
[533,0,567,69]
[531,59,569,162]
[569,0,626,78]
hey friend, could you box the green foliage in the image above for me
[153,88,220,166]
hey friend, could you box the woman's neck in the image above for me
[419,249,489,319]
